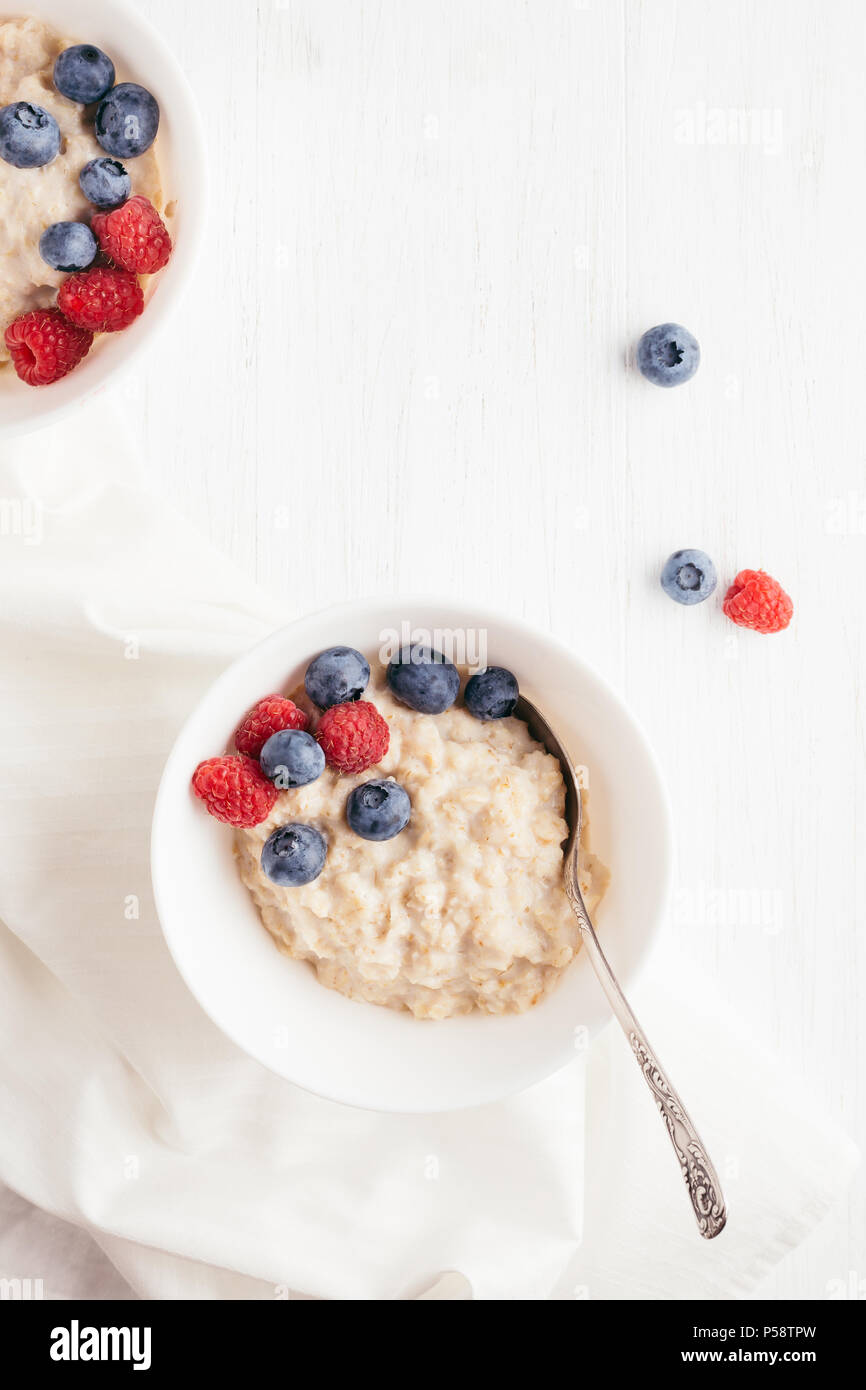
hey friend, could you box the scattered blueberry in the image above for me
[261,823,327,887]
[660,549,718,605]
[0,102,61,169]
[304,646,370,709]
[260,729,325,788]
[79,157,131,209]
[54,45,115,104]
[346,779,411,841]
[386,644,460,714]
[38,221,97,273]
[95,83,159,159]
[464,666,519,720]
[636,323,700,388]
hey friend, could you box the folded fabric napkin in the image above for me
[0,411,857,1300]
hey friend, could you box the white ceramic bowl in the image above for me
[0,0,206,439]
[152,599,673,1113]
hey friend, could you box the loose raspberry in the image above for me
[316,701,390,775]
[92,194,172,274]
[5,308,93,386]
[192,755,277,827]
[58,266,144,333]
[234,694,309,759]
[723,569,793,634]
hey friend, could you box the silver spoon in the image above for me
[516,694,727,1240]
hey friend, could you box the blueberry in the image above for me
[386,644,459,714]
[39,221,97,273]
[636,323,700,388]
[346,779,411,841]
[304,646,370,709]
[660,549,717,605]
[260,729,325,788]
[261,823,327,887]
[79,157,131,209]
[54,44,115,104]
[464,666,519,720]
[0,102,61,169]
[95,83,159,159]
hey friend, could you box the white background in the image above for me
[11,0,865,1298]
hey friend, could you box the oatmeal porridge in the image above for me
[0,16,164,367]
[232,671,608,1020]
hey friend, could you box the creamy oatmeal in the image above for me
[236,674,608,1020]
[0,17,162,363]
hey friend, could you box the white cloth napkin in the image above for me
[0,410,857,1300]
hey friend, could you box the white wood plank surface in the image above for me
[118,0,864,1298]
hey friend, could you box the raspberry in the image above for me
[92,194,172,274]
[234,695,309,759]
[723,569,793,634]
[58,266,144,333]
[192,755,277,827]
[316,701,390,775]
[4,308,93,386]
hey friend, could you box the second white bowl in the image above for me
[0,0,207,439]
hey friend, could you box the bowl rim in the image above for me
[0,0,209,439]
[151,594,675,1112]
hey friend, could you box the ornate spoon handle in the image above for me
[568,890,727,1239]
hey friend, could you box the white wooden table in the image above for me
[36,0,864,1298]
